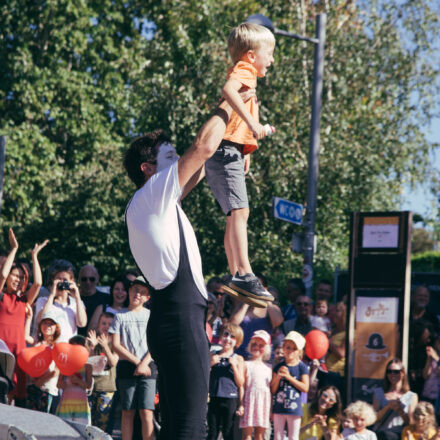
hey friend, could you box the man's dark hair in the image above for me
[124,130,171,188]
[318,279,332,286]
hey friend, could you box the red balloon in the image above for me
[206,322,213,343]
[17,345,53,377]
[305,330,329,360]
[52,342,89,376]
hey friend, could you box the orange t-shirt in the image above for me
[223,61,259,155]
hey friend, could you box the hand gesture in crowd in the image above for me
[8,228,18,250]
[426,345,439,362]
[278,365,291,379]
[87,330,99,349]
[32,239,49,257]
[211,354,221,366]
[388,399,403,412]
[97,333,110,348]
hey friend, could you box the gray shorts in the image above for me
[118,376,156,410]
[205,140,249,215]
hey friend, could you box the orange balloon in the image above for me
[305,330,329,360]
[206,322,213,343]
[17,345,53,377]
[52,342,89,376]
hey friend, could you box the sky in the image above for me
[400,112,440,220]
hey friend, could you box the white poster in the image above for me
[362,217,399,248]
[356,297,399,324]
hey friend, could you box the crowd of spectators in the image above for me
[1,228,440,440]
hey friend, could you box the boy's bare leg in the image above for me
[139,409,154,440]
[222,208,274,302]
[121,409,135,440]
[227,208,252,275]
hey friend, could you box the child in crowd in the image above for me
[344,400,377,440]
[87,312,119,433]
[240,330,272,440]
[207,323,245,440]
[273,343,285,367]
[110,276,156,440]
[87,277,129,331]
[271,331,309,440]
[311,298,332,335]
[25,309,61,414]
[401,402,438,440]
[206,23,276,302]
[56,335,92,425]
[341,409,355,438]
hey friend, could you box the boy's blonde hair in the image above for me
[413,402,436,429]
[228,23,275,64]
[345,400,377,426]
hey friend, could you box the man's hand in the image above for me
[244,154,250,175]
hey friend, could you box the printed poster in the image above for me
[362,216,399,248]
[353,297,399,379]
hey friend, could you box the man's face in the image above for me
[315,282,332,301]
[79,267,99,296]
[286,282,302,303]
[413,287,430,309]
[156,142,179,173]
[296,296,312,319]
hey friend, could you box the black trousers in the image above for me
[207,397,239,440]
[147,210,209,440]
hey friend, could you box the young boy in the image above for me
[205,23,276,304]
[110,276,156,440]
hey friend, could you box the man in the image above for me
[315,279,332,301]
[282,277,305,321]
[282,295,313,336]
[77,264,108,335]
[123,91,256,439]
[410,285,439,330]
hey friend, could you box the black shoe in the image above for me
[221,280,268,309]
[230,272,274,301]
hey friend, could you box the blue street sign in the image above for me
[273,197,303,225]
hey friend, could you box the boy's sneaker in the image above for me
[221,281,268,309]
[230,272,274,302]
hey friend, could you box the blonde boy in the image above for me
[205,23,276,303]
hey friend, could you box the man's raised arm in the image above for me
[177,89,255,191]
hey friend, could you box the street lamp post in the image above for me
[246,13,327,297]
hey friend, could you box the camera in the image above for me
[57,281,71,291]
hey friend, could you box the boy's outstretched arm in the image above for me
[222,78,266,140]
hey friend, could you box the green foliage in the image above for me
[0,0,438,284]
[411,251,440,273]
[411,227,434,254]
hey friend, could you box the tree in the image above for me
[1,0,439,287]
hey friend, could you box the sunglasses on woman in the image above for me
[386,369,402,374]
[321,392,336,403]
